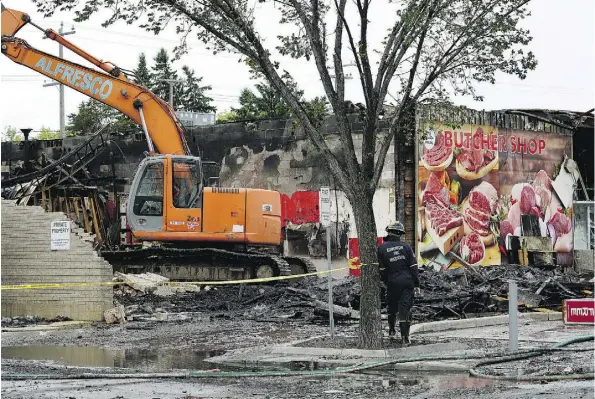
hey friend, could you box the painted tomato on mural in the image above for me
[417,123,574,270]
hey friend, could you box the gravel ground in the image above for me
[2,315,593,398]
[1,317,339,351]
[474,341,594,378]
[2,371,593,399]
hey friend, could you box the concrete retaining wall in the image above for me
[1,200,113,321]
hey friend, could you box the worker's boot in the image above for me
[404,321,412,345]
[399,321,411,345]
[388,314,396,338]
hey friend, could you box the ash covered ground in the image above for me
[2,265,593,399]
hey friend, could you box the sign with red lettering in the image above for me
[416,122,574,269]
[563,299,595,324]
[440,128,547,155]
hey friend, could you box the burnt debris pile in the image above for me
[413,265,592,321]
[114,265,593,323]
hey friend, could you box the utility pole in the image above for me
[42,22,76,139]
[161,79,185,108]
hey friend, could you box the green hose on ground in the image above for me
[1,352,488,381]
[3,335,593,381]
[469,334,594,382]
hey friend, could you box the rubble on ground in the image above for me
[413,265,593,321]
[113,265,594,324]
[114,272,201,297]
[1,315,71,328]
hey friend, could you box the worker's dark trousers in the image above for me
[386,279,414,337]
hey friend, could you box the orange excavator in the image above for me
[1,5,315,280]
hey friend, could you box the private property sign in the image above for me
[563,299,595,324]
[319,187,331,227]
[51,220,71,251]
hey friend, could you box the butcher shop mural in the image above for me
[417,122,574,269]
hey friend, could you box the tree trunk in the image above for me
[350,189,382,349]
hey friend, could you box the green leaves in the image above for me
[218,75,327,123]
[151,48,178,102]
[66,98,139,136]
[179,65,216,113]
[133,53,152,87]
[66,47,216,136]
[1,126,23,142]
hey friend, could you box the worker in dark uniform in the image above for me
[377,221,420,344]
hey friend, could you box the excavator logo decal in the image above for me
[34,57,113,100]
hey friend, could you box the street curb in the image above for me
[410,312,563,334]
[1,321,92,332]
[272,342,469,359]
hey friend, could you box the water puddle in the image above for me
[2,345,225,370]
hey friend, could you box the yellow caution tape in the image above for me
[1,260,381,291]
[348,257,380,269]
[0,265,353,291]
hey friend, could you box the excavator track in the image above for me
[283,256,318,275]
[102,247,305,282]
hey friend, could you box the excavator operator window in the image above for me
[172,160,203,209]
[133,161,164,216]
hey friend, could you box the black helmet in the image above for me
[386,221,405,235]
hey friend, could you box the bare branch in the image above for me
[287,0,362,181]
[162,0,257,58]
[332,0,348,103]
[417,0,530,95]
[333,0,367,100]
[375,0,430,93]
[355,0,374,110]
[370,10,429,192]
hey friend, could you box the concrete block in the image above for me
[415,318,477,333]
[524,312,549,321]
[475,315,508,327]
[104,305,126,324]
[2,200,112,322]
[547,312,563,321]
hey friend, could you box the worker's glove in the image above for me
[414,287,421,297]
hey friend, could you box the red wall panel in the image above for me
[281,191,320,226]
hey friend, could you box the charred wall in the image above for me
[1,115,396,194]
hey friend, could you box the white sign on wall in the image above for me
[51,221,71,251]
[320,186,331,227]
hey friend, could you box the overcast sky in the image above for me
[0,0,593,136]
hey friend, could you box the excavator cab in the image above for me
[128,154,203,234]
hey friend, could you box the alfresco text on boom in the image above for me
[34,57,113,100]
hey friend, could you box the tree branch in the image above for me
[332,0,348,104]
[162,0,257,59]
[356,0,374,111]
[375,0,429,93]
[374,0,436,114]
[370,8,431,192]
[333,0,367,103]
[417,0,529,94]
[288,0,361,182]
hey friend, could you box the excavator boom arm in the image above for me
[1,6,190,156]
